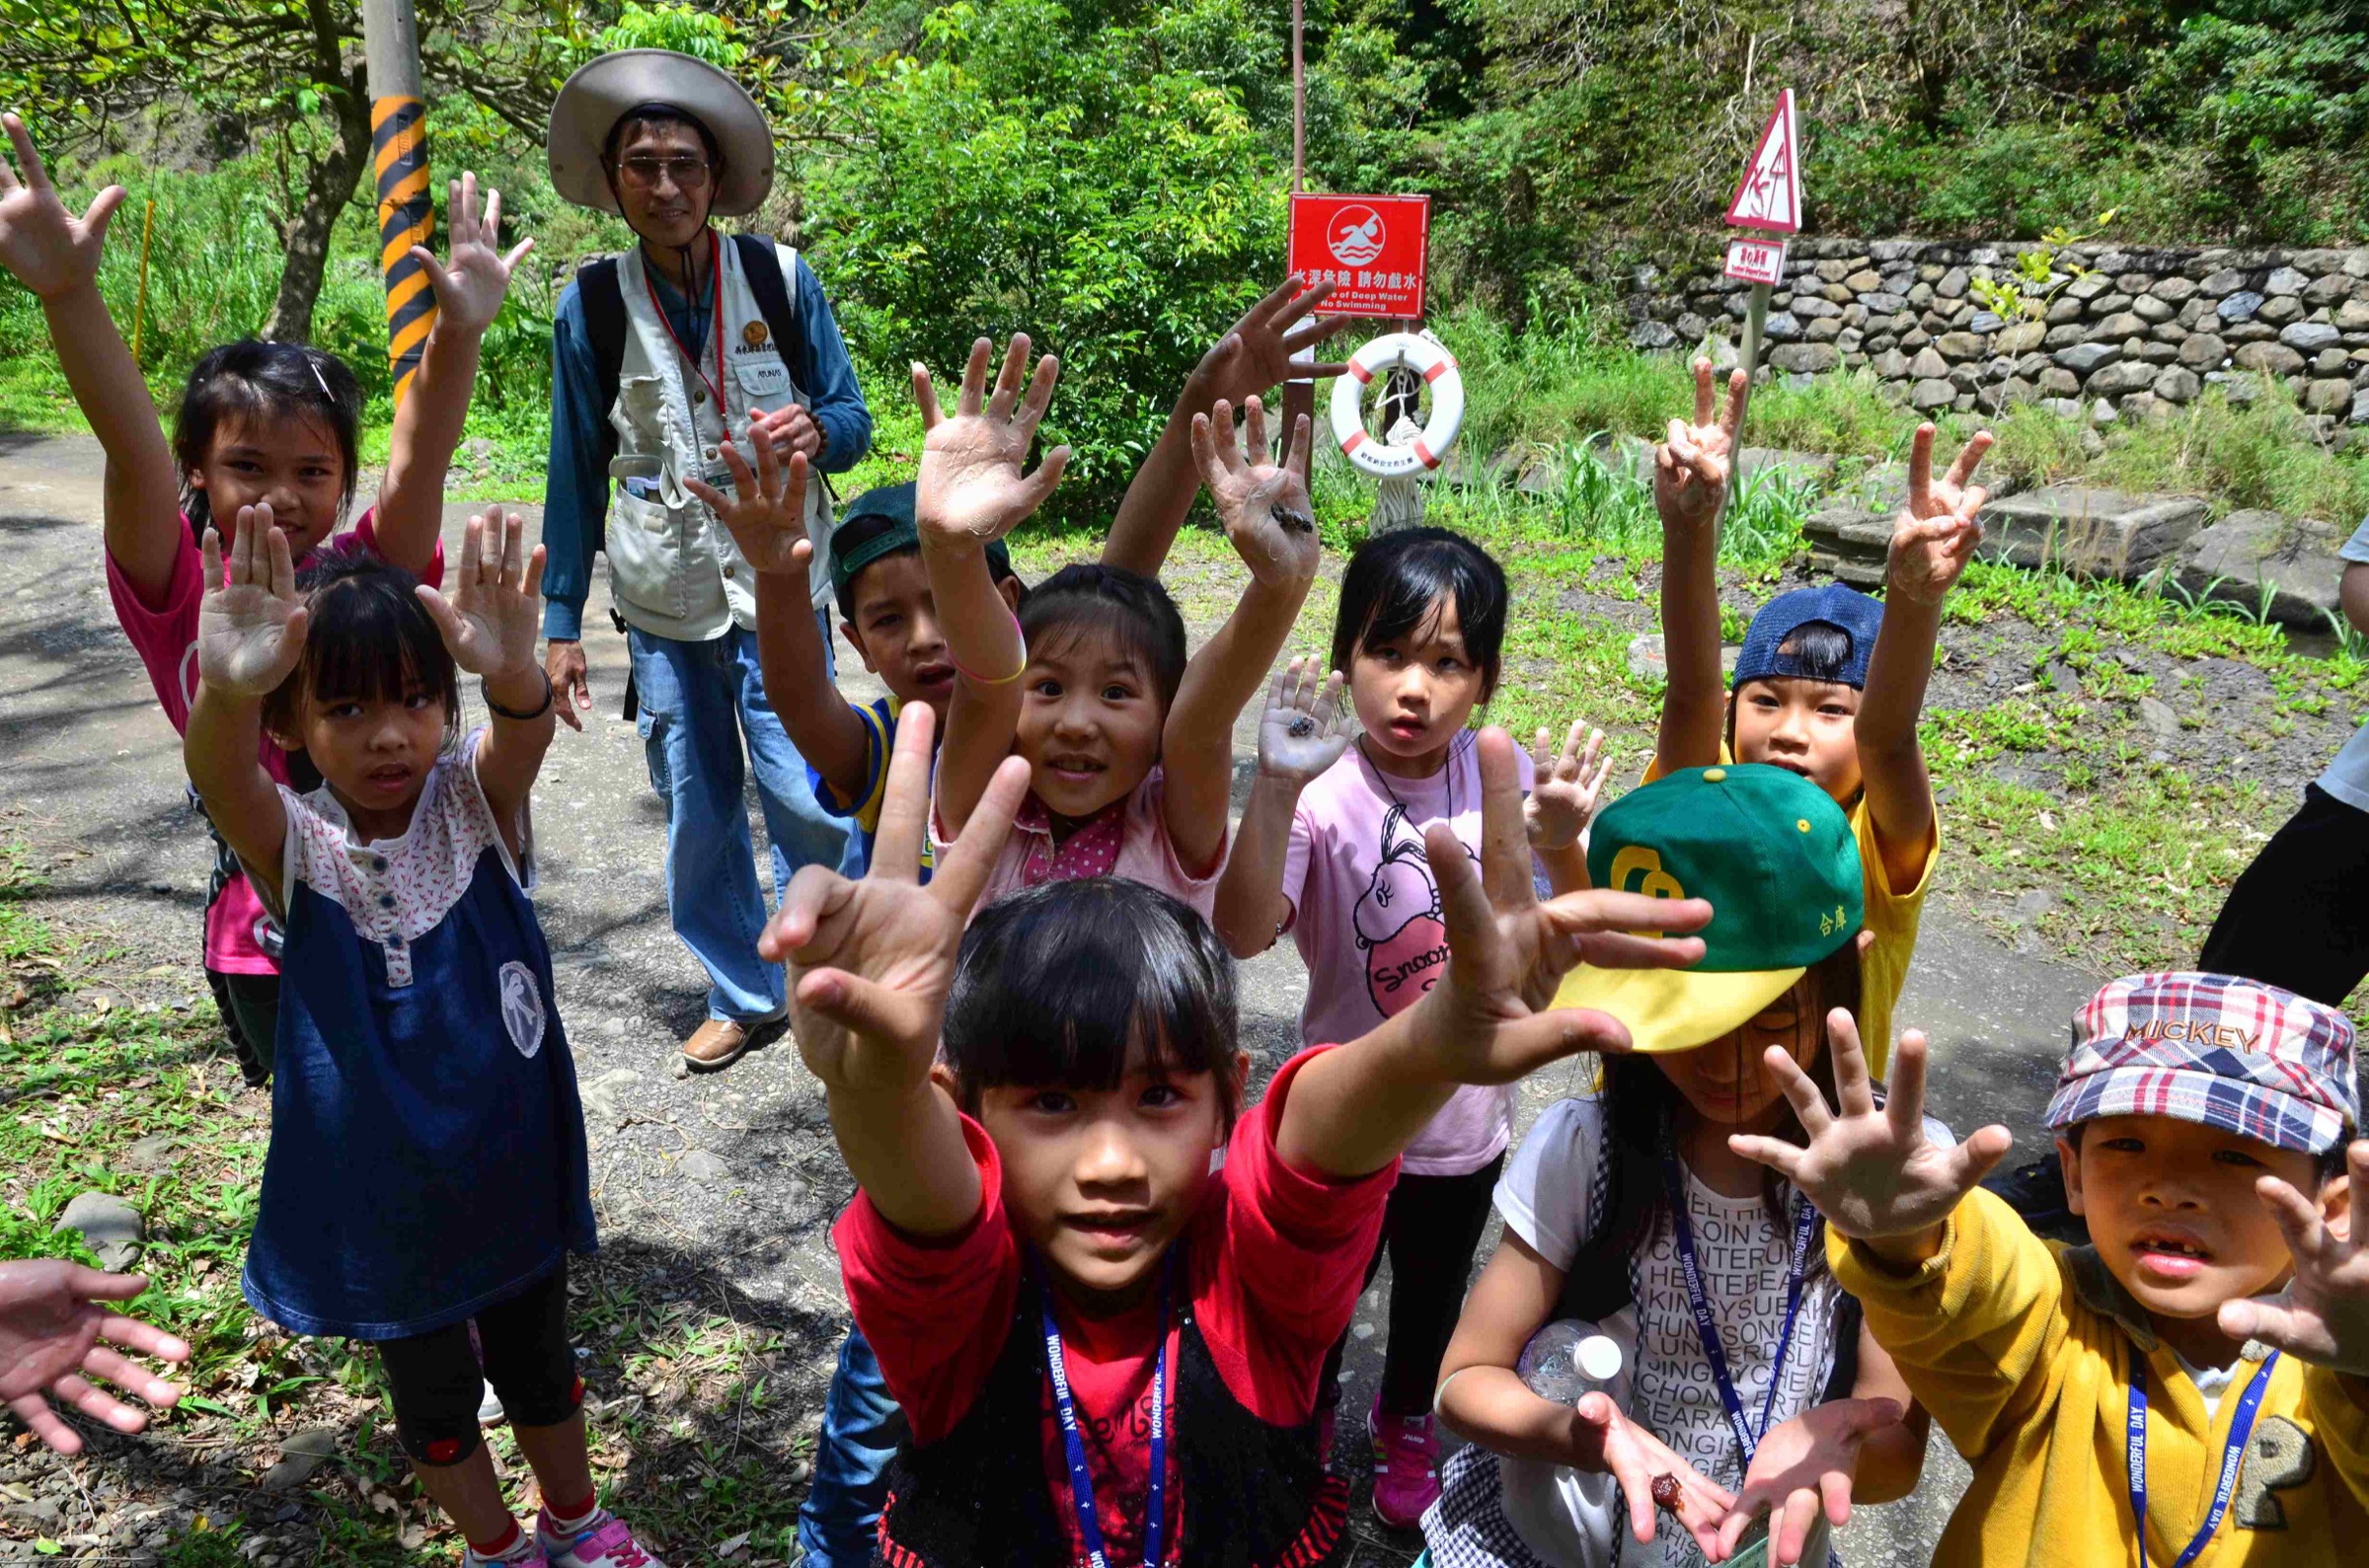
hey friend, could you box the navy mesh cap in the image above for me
[1731,583,1885,691]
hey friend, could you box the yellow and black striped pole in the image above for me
[362,0,433,409]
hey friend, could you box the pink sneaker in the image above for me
[1368,1402,1441,1528]
[539,1510,666,1568]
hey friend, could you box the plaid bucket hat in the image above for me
[1553,764,1863,1053]
[2044,971,2360,1155]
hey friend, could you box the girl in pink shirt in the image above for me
[1211,526,1615,1527]
[0,115,530,1080]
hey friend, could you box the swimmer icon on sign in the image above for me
[1330,206,1386,267]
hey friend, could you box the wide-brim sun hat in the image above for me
[548,48,775,218]
[1553,764,1863,1054]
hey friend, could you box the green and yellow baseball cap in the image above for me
[1555,764,1863,1053]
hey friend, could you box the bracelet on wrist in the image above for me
[484,667,556,721]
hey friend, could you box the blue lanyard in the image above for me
[1659,1154,1820,1466]
[2126,1349,2279,1568]
[1041,1256,1174,1568]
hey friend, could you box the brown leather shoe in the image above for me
[681,1015,785,1073]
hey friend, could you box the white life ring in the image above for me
[1330,332,1464,479]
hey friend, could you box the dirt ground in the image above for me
[0,431,2147,1565]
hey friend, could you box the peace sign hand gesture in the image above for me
[197,504,311,698]
[1192,275,1353,406]
[1194,396,1321,590]
[1728,1013,2015,1244]
[411,173,535,336]
[761,705,1032,1096]
[1655,357,1746,536]
[2218,1139,2369,1376]
[914,336,1070,549]
[414,505,546,681]
[685,421,813,577]
[0,1260,190,1456]
[0,112,125,301]
[1886,423,1992,607]
[1413,729,1711,1085]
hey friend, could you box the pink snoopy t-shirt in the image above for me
[1279,735,1533,1176]
[106,511,440,975]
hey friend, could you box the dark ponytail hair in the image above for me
[1329,527,1508,699]
[175,340,362,533]
[1591,941,1862,1269]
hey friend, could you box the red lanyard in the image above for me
[643,239,726,419]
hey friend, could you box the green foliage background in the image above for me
[0,0,2364,516]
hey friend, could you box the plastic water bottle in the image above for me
[1517,1320,1624,1404]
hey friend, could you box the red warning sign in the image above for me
[1287,193,1430,318]
[1724,91,1802,234]
[1723,236,1788,287]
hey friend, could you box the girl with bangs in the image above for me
[182,505,659,1568]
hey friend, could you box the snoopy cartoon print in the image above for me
[1353,804,1476,1018]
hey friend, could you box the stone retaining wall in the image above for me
[1623,239,2369,431]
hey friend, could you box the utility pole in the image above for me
[1281,0,1314,456]
[361,0,434,409]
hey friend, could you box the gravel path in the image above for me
[0,431,2114,1564]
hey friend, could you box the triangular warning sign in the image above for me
[1725,90,1802,234]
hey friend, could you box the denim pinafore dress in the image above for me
[240,731,596,1341]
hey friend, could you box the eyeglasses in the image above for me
[614,155,712,190]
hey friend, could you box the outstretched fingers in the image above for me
[911,362,944,429]
[1906,422,1937,515]
[2256,1171,2334,1268]
[1473,727,1537,909]
[1015,349,1060,439]
[956,336,993,418]
[1285,411,1313,483]
[77,1345,182,1408]
[1765,1042,1838,1140]
[2,112,49,190]
[1826,1008,1878,1120]
[987,333,1031,420]
[867,701,939,883]
[2217,1290,2332,1361]
[1242,396,1270,469]
[7,1389,81,1455]
[1944,429,1995,495]
[1883,1027,1932,1144]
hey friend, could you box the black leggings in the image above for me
[1321,1157,1504,1419]
[377,1266,581,1466]
[2199,784,2369,1007]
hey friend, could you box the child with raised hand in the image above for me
[923,336,1320,919]
[1210,525,1616,1527]
[182,504,657,1568]
[1734,975,2369,1567]
[0,112,532,1083]
[1425,765,1932,1568]
[1653,359,1989,1072]
[757,696,1713,1565]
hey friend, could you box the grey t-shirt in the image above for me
[2315,517,2369,812]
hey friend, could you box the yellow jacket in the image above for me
[1832,1187,2369,1566]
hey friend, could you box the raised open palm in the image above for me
[0,112,124,300]
[913,336,1069,546]
[1656,357,1746,534]
[412,173,535,336]
[1886,422,1992,606]
[1193,396,1320,589]
[197,504,310,698]
[1729,1013,2014,1241]
[1257,656,1350,784]
[415,505,545,680]
[761,705,1032,1095]
[685,422,813,576]
[1414,728,1711,1084]
[2219,1138,2369,1376]
[1195,275,1353,405]
[1526,717,1613,852]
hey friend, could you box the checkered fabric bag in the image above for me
[1421,1443,1571,1568]
[2044,970,2359,1154]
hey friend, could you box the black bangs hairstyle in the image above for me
[1592,941,1862,1271]
[603,103,724,169]
[175,340,363,532]
[1771,621,1854,682]
[943,878,1244,1129]
[1329,526,1509,699]
[261,551,461,747]
[1018,563,1188,710]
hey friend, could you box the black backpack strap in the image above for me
[1554,1102,1645,1322]
[731,232,805,387]
[575,256,627,479]
[1819,1290,1864,1403]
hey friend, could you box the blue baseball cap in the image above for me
[1731,583,1885,691]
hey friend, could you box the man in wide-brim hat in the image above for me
[538,49,871,1074]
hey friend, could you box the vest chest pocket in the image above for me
[732,354,794,412]
[610,373,673,452]
[606,483,690,622]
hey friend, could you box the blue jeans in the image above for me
[797,1320,906,1565]
[627,619,858,1024]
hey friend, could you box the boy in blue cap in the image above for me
[1650,359,1992,1071]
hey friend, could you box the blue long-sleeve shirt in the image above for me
[540,247,872,640]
